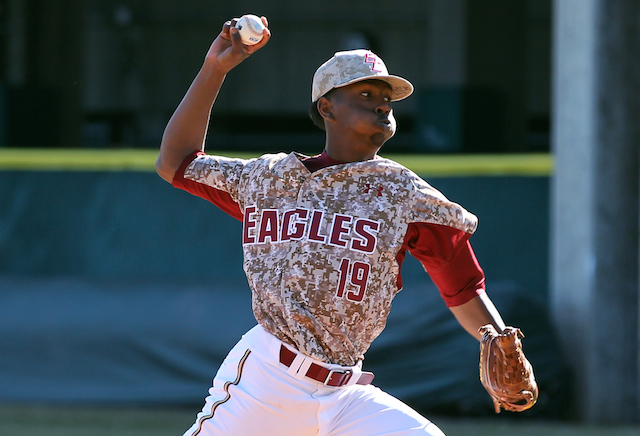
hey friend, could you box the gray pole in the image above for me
[551,0,640,423]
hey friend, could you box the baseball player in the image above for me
[156,16,509,436]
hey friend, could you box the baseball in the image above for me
[236,14,265,45]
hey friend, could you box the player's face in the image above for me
[329,80,396,148]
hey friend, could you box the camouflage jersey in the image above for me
[174,151,480,366]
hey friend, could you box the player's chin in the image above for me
[369,129,396,147]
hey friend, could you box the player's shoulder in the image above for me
[376,159,477,233]
[250,152,298,171]
[368,155,420,175]
[375,156,463,203]
[257,152,290,161]
[366,156,430,187]
[201,151,290,172]
[239,151,289,166]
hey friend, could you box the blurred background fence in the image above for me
[1,0,639,426]
[0,152,566,420]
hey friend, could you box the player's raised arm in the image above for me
[156,16,270,183]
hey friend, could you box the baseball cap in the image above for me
[311,49,414,102]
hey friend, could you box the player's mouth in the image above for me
[377,116,392,127]
[376,116,396,133]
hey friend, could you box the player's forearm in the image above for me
[156,60,228,182]
[449,293,506,341]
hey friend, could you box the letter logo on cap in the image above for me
[364,53,383,73]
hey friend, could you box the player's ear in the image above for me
[317,97,335,122]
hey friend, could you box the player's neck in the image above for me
[324,135,382,163]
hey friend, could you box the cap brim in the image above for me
[334,75,414,101]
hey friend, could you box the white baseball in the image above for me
[236,14,265,45]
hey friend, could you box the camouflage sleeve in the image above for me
[406,171,478,234]
[172,151,254,221]
[402,170,484,306]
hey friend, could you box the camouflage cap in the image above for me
[311,49,414,102]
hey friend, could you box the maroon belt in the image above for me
[279,345,374,387]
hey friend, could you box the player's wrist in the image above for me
[201,56,232,78]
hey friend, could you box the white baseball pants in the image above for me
[183,324,446,436]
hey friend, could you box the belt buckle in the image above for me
[324,368,353,387]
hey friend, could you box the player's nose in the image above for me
[375,100,391,115]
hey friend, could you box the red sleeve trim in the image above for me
[171,151,243,221]
[403,222,486,307]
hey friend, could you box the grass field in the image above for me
[0,148,553,177]
[0,405,638,436]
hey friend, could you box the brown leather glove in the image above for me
[479,325,538,413]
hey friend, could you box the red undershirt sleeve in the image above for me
[403,222,486,307]
[171,151,244,221]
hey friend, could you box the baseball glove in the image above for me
[479,324,538,413]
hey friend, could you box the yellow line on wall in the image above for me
[389,153,553,176]
[0,148,553,177]
[0,148,161,172]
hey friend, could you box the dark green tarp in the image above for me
[0,171,567,417]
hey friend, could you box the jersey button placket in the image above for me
[297,179,315,205]
[293,181,312,257]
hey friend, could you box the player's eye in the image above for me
[360,91,372,97]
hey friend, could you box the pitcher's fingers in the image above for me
[221,20,232,39]
[221,18,241,40]
[229,26,249,54]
